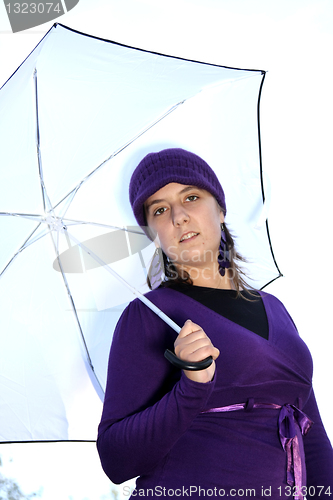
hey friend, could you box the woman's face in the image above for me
[144,183,224,274]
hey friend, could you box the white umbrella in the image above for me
[0,23,281,442]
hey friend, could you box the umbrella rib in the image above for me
[48,228,105,397]
[0,211,45,223]
[15,227,50,249]
[66,230,181,334]
[0,222,44,278]
[61,218,146,235]
[33,69,54,215]
[0,212,53,249]
[56,100,186,217]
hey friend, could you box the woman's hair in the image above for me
[146,221,255,299]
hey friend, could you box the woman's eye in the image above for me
[154,207,166,216]
[186,195,198,202]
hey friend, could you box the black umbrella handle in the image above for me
[164,349,213,371]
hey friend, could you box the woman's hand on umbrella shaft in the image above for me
[174,320,220,383]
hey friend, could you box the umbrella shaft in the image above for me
[66,231,181,334]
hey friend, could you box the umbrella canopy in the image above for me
[0,23,281,442]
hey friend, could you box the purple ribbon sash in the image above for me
[201,401,313,500]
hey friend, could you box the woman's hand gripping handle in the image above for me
[164,320,220,383]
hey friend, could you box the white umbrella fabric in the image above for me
[0,23,281,442]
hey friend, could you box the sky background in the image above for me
[0,0,332,498]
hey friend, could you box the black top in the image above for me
[170,284,269,340]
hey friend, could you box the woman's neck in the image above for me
[176,264,234,290]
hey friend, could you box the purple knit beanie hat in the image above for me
[129,148,226,228]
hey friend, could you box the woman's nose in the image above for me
[172,206,189,226]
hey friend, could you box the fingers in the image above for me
[176,319,203,338]
[174,320,219,384]
[174,320,220,362]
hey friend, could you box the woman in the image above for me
[97,148,333,499]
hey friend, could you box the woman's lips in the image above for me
[179,232,199,242]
